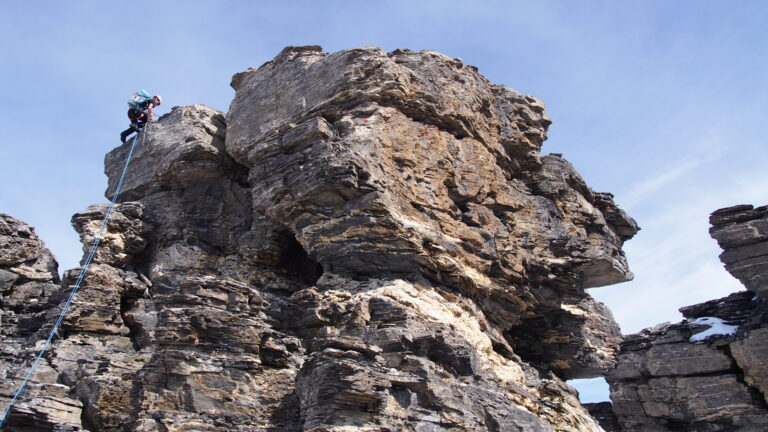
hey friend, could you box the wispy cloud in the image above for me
[593,152,768,334]
[621,159,701,210]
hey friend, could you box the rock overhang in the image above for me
[224,45,636,290]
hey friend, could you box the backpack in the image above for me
[128,89,152,110]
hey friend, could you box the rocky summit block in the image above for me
[2,46,638,431]
[227,46,637,381]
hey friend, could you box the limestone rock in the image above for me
[2,46,640,431]
[0,214,59,283]
[290,277,602,431]
[583,402,621,432]
[730,327,768,405]
[227,46,636,382]
[0,214,77,430]
[608,302,768,431]
[710,204,768,299]
[71,202,146,267]
[104,105,251,263]
[608,204,768,431]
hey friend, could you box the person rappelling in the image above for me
[120,90,162,143]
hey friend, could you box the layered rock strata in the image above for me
[2,46,638,431]
[0,214,77,430]
[583,402,621,432]
[607,204,768,432]
[710,204,768,299]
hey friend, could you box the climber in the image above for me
[120,91,162,143]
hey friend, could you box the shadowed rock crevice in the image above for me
[718,343,768,410]
[265,392,301,432]
[120,294,144,352]
[507,295,622,380]
[272,229,324,286]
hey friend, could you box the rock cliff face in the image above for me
[0,214,75,429]
[1,46,638,431]
[607,204,768,432]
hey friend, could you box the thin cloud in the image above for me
[622,159,701,210]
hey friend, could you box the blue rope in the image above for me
[0,127,148,428]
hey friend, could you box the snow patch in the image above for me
[688,317,738,342]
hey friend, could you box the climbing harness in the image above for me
[0,126,149,428]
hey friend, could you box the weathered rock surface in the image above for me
[0,214,73,430]
[71,202,146,267]
[607,204,768,432]
[228,46,637,382]
[2,46,639,431]
[1,206,155,431]
[710,204,768,299]
[583,402,621,432]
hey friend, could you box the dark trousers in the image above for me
[120,108,147,142]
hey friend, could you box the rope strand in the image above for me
[0,126,147,428]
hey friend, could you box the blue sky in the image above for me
[2,1,767,402]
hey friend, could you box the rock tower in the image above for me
[2,46,639,431]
